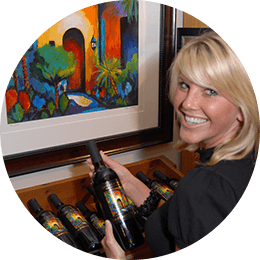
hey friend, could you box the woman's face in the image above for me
[173,74,243,149]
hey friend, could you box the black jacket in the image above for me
[145,148,254,257]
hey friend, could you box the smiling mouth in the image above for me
[185,115,207,125]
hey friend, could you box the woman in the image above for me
[87,31,259,258]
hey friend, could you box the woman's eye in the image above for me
[179,82,189,89]
[205,88,217,96]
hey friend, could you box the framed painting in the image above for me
[177,27,212,52]
[1,1,176,177]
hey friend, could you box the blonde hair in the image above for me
[169,31,259,165]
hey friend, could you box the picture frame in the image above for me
[2,2,176,178]
[177,27,212,52]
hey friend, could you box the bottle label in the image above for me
[96,179,138,249]
[127,196,135,209]
[155,183,174,200]
[63,206,90,231]
[102,179,132,218]
[91,216,106,236]
[42,215,68,237]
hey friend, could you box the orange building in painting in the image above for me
[37,2,125,95]
[101,3,122,60]
[38,5,98,93]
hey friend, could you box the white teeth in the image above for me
[185,115,207,125]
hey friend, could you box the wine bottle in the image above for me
[76,201,106,237]
[136,171,174,201]
[49,194,102,252]
[88,184,146,233]
[153,170,179,191]
[28,198,78,248]
[86,140,144,251]
[87,184,104,216]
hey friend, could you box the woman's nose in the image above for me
[181,89,199,110]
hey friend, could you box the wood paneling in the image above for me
[183,12,209,28]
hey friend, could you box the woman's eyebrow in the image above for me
[177,76,185,81]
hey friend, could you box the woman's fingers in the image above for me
[101,220,126,260]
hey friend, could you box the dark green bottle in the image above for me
[49,194,102,252]
[76,201,106,237]
[153,170,179,191]
[137,171,174,201]
[86,140,144,252]
[28,198,78,248]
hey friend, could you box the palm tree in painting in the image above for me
[96,56,122,97]
[121,0,138,23]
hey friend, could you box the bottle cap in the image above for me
[136,171,151,185]
[86,140,102,164]
[28,198,43,214]
[49,194,63,209]
[153,170,169,182]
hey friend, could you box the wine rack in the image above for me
[16,156,184,259]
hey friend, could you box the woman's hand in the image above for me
[86,151,134,192]
[101,220,126,260]
[86,151,150,206]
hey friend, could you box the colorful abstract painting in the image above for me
[104,185,130,217]
[5,0,138,124]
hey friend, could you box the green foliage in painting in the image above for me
[59,93,69,114]
[13,103,24,122]
[120,53,138,82]
[96,56,122,96]
[115,98,127,106]
[41,112,48,119]
[121,0,138,23]
[30,44,76,108]
[47,101,55,116]
[30,44,76,86]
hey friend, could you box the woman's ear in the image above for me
[237,108,244,123]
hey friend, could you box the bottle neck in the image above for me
[93,161,105,172]
[28,199,44,216]
[55,202,64,210]
[49,194,64,210]
[35,207,44,215]
[150,180,160,189]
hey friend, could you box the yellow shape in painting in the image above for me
[79,96,92,107]
[67,94,93,107]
